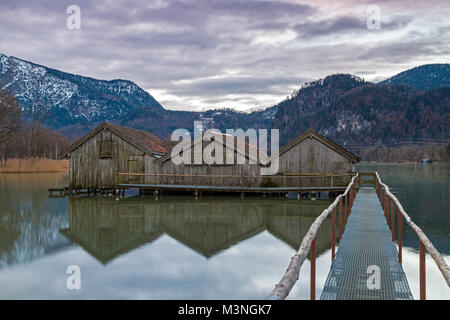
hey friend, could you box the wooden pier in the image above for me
[49,172,357,198]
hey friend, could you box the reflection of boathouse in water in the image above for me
[60,197,333,264]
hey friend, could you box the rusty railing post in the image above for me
[339,197,343,239]
[310,237,316,300]
[378,183,382,204]
[387,195,390,225]
[391,200,395,241]
[332,208,336,260]
[345,194,348,224]
[398,210,402,263]
[420,240,426,300]
[384,194,388,221]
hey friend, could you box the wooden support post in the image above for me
[331,208,336,260]
[391,200,395,241]
[310,237,316,300]
[398,211,402,263]
[419,240,426,300]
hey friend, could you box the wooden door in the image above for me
[127,155,145,184]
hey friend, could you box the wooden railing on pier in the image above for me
[374,172,450,299]
[116,172,357,190]
[267,174,360,300]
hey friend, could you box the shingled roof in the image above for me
[279,128,361,163]
[63,122,172,157]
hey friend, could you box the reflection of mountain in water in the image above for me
[0,173,71,268]
[61,197,333,264]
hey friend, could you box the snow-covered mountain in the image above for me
[0,53,163,128]
[0,53,448,148]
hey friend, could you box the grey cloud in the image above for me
[356,37,450,63]
[293,15,412,39]
[0,0,448,110]
[169,75,310,96]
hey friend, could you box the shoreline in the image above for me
[0,158,69,173]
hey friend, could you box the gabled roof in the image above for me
[279,129,361,163]
[63,122,172,158]
[157,130,270,165]
[60,228,163,265]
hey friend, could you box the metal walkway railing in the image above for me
[267,171,449,300]
[374,172,450,300]
[267,174,359,300]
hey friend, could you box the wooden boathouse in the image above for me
[60,123,361,196]
[278,129,360,175]
[62,122,173,191]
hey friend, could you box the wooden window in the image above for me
[99,141,113,158]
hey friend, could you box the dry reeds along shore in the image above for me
[0,158,69,173]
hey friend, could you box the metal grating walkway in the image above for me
[320,187,413,300]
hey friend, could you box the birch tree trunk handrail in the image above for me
[267,174,359,300]
[375,172,450,287]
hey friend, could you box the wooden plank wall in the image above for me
[68,128,155,189]
[278,137,353,186]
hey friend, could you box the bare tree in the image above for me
[0,88,22,144]
[29,101,49,157]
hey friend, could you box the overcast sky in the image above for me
[0,0,449,111]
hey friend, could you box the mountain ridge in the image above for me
[0,53,163,129]
[0,53,449,148]
[379,63,450,90]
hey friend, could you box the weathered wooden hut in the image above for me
[276,129,360,186]
[156,130,268,186]
[63,122,172,190]
[278,129,360,174]
[63,124,360,193]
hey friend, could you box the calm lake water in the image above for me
[0,163,448,299]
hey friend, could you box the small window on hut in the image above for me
[99,141,113,158]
